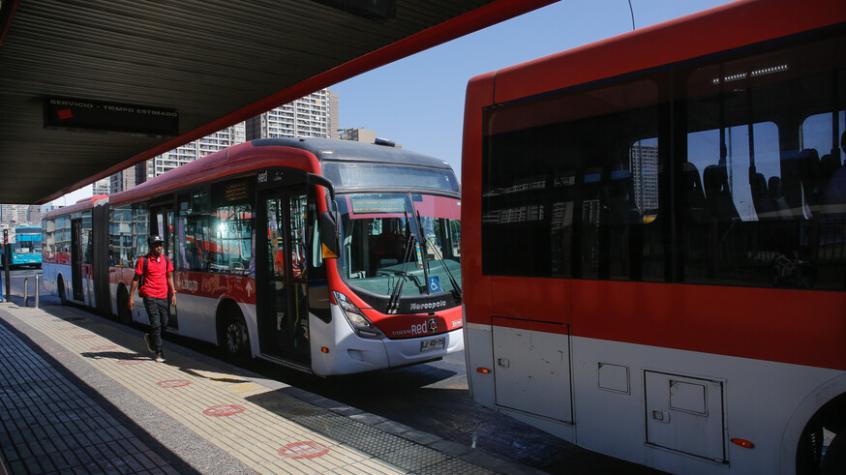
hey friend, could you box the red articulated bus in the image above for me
[43,138,464,375]
[461,0,846,473]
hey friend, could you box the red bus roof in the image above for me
[471,0,846,106]
[109,137,457,207]
[44,195,108,219]
[108,141,320,207]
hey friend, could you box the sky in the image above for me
[52,0,733,207]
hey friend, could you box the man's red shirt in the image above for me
[135,254,174,299]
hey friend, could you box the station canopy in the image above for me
[0,0,553,204]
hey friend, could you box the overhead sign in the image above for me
[44,97,178,136]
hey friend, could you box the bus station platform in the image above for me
[0,297,543,475]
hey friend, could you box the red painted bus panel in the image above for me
[109,143,321,207]
[493,0,846,105]
[461,72,496,329]
[44,194,107,220]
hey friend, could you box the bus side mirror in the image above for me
[319,212,339,259]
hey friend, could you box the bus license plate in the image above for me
[420,337,445,353]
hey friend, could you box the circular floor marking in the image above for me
[203,404,245,417]
[278,441,330,459]
[157,379,191,388]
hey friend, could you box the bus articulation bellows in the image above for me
[461,0,846,473]
[42,138,464,376]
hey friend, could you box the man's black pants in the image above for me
[142,297,169,353]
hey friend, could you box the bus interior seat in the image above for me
[750,170,776,215]
[703,164,739,221]
[819,151,843,204]
[682,162,706,220]
[768,176,787,210]
[781,148,821,209]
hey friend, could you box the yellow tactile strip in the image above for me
[8,307,403,475]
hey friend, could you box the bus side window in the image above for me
[682,36,845,290]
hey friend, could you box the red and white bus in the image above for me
[43,137,464,375]
[461,0,845,473]
[42,195,109,309]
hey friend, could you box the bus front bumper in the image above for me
[383,327,464,368]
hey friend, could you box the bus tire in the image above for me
[822,432,845,475]
[798,393,846,475]
[57,276,67,305]
[117,287,131,325]
[218,302,250,361]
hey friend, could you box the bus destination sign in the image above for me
[44,97,179,136]
[223,180,249,203]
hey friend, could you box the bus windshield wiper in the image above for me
[386,274,405,314]
[387,212,418,314]
[414,210,432,295]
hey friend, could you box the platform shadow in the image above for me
[80,350,149,362]
[0,316,202,475]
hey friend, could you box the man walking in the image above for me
[128,235,175,363]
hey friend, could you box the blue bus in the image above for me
[0,225,42,268]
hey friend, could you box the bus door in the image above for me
[92,205,112,316]
[70,219,84,301]
[257,181,311,365]
[149,203,178,329]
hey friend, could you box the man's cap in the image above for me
[148,235,164,245]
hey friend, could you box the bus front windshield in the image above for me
[338,192,461,301]
[15,240,40,254]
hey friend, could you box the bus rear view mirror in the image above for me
[320,212,339,259]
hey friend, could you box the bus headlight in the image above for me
[332,291,384,339]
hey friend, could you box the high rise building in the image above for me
[110,166,139,194]
[40,204,57,216]
[246,89,338,141]
[328,90,340,140]
[0,204,14,227]
[0,204,42,226]
[109,122,246,193]
[26,205,42,226]
[150,123,246,178]
[339,128,377,144]
[109,88,337,193]
[92,179,111,196]
[630,142,660,211]
[339,128,402,148]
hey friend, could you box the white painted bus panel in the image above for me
[644,371,725,463]
[467,325,845,475]
[465,322,496,407]
[493,325,572,423]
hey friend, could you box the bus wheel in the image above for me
[117,288,131,325]
[57,276,67,305]
[798,394,846,475]
[822,432,845,475]
[220,306,249,360]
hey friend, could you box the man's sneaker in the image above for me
[155,353,165,363]
[143,334,154,353]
